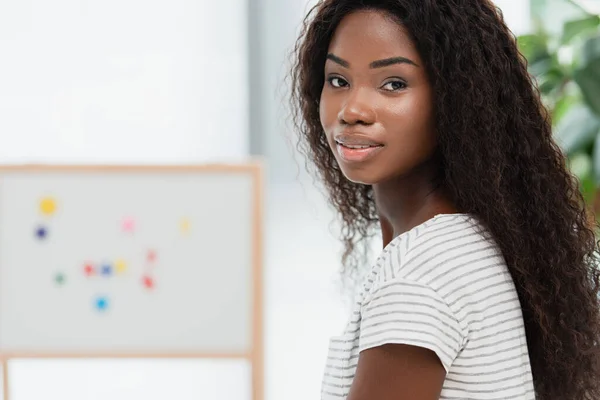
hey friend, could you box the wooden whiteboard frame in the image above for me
[0,162,264,400]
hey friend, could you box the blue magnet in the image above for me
[101,264,112,276]
[95,296,109,311]
[35,226,48,239]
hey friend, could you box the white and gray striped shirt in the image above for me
[321,213,535,399]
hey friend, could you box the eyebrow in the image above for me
[326,53,419,68]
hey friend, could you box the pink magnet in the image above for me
[147,249,157,263]
[122,217,135,233]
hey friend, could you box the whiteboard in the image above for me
[0,165,262,356]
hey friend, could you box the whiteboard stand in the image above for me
[2,358,8,400]
[0,163,264,400]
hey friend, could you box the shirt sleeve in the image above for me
[358,278,465,372]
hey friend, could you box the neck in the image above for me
[373,161,458,243]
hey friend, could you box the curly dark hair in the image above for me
[288,0,600,398]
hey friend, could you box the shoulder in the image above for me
[380,214,507,288]
[370,214,503,289]
[405,214,508,290]
[365,213,513,324]
[358,214,511,366]
[412,213,496,254]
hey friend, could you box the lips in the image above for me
[336,142,381,149]
[334,134,383,148]
[333,133,384,163]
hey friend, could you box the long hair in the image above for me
[289,0,600,398]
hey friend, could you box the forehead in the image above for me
[327,9,418,64]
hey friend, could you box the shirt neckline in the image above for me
[381,213,474,254]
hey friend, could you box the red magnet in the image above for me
[83,263,95,276]
[142,275,154,289]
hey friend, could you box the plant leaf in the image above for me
[554,104,600,154]
[553,94,581,124]
[579,172,596,205]
[529,57,555,77]
[571,152,595,206]
[561,15,600,44]
[517,34,549,64]
[593,130,600,184]
[581,33,600,65]
[574,61,600,115]
[564,0,594,15]
[539,67,567,94]
[573,35,600,115]
[569,152,593,183]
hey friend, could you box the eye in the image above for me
[327,76,348,88]
[381,79,407,92]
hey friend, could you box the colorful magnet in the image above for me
[40,197,57,216]
[147,249,157,263]
[83,263,95,276]
[54,272,66,285]
[101,263,112,276]
[115,259,127,274]
[95,296,109,311]
[35,225,48,239]
[121,217,135,233]
[142,275,154,289]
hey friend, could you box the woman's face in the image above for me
[319,9,436,185]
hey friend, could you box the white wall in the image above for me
[0,0,248,164]
[250,0,316,184]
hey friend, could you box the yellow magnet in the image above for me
[115,259,128,274]
[40,197,57,215]
[180,218,191,234]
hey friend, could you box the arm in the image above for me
[347,343,446,400]
[352,276,464,400]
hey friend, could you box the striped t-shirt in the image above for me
[321,213,535,399]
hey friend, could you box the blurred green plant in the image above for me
[517,0,600,211]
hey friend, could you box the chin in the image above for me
[338,165,382,186]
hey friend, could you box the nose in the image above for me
[338,87,376,125]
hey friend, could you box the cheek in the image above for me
[319,93,337,131]
[383,96,436,154]
[318,101,326,130]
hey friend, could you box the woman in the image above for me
[289,0,600,399]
